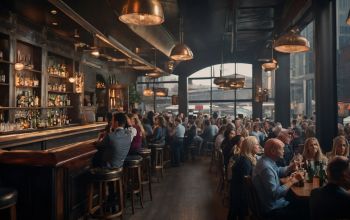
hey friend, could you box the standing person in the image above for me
[228,136,261,220]
[171,118,186,166]
[252,138,306,219]
[151,116,166,145]
[93,113,136,168]
[310,156,350,220]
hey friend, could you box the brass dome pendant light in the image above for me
[170,16,193,61]
[274,29,310,53]
[262,40,279,72]
[119,0,164,26]
[214,38,229,89]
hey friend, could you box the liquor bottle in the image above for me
[66,95,71,106]
[34,95,39,107]
[0,70,5,83]
[33,75,39,87]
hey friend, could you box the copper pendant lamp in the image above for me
[155,88,168,97]
[119,0,164,26]
[274,29,310,53]
[143,87,154,96]
[170,17,193,61]
[262,40,279,72]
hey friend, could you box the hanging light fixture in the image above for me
[170,16,193,61]
[143,87,154,96]
[119,0,164,26]
[229,11,244,90]
[274,29,310,53]
[346,9,350,25]
[214,40,230,89]
[90,35,100,57]
[155,88,168,97]
[262,41,279,72]
[146,49,162,78]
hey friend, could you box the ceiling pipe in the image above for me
[48,0,167,74]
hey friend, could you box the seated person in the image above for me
[302,137,328,169]
[310,156,350,220]
[252,138,305,219]
[93,113,136,168]
[326,136,349,161]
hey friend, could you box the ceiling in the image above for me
[0,0,312,77]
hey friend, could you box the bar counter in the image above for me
[0,139,98,220]
[0,122,106,149]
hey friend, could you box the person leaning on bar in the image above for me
[92,112,136,168]
[310,156,350,220]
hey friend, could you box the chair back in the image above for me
[244,176,264,219]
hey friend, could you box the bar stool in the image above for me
[163,144,171,167]
[124,155,143,214]
[150,144,164,182]
[88,167,124,219]
[0,188,17,220]
[137,148,153,201]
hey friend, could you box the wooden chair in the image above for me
[244,176,265,220]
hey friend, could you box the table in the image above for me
[291,182,314,198]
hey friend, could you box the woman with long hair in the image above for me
[228,136,261,220]
[327,135,350,161]
[302,137,328,168]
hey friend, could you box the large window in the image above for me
[188,63,253,118]
[290,21,315,120]
[336,0,350,124]
[136,75,178,113]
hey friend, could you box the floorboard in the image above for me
[122,156,228,220]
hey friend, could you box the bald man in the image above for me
[252,138,305,219]
[276,130,294,166]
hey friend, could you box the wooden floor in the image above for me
[123,156,228,220]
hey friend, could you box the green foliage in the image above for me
[128,83,141,104]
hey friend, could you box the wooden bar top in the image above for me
[0,139,97,167]
[0,123,106,148]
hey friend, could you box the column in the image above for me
[274,53,290,128]
[252,62,263,120]
[178,74,188,116]
[314,0,337,152]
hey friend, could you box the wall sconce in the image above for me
[14,62,24,71]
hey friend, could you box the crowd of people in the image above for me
[91,110,350,220]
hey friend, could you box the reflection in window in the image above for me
[188,63,253,118]
[337,0,350,124]
[290,21,315,120]
[136,75,178,113]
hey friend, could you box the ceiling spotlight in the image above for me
[91,49,100,57]
[52,22,58,26]
[50,9,57,15]
[68,77,75,83]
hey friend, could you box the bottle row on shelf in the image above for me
[48,83,67,92]
[48,94,71,107]
[17,91,40,108]
[0,109,70,132]
[47,64,69,78]
[16,72,40,87]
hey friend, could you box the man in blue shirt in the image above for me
[252,138,305,219]
[171,117,185,166]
